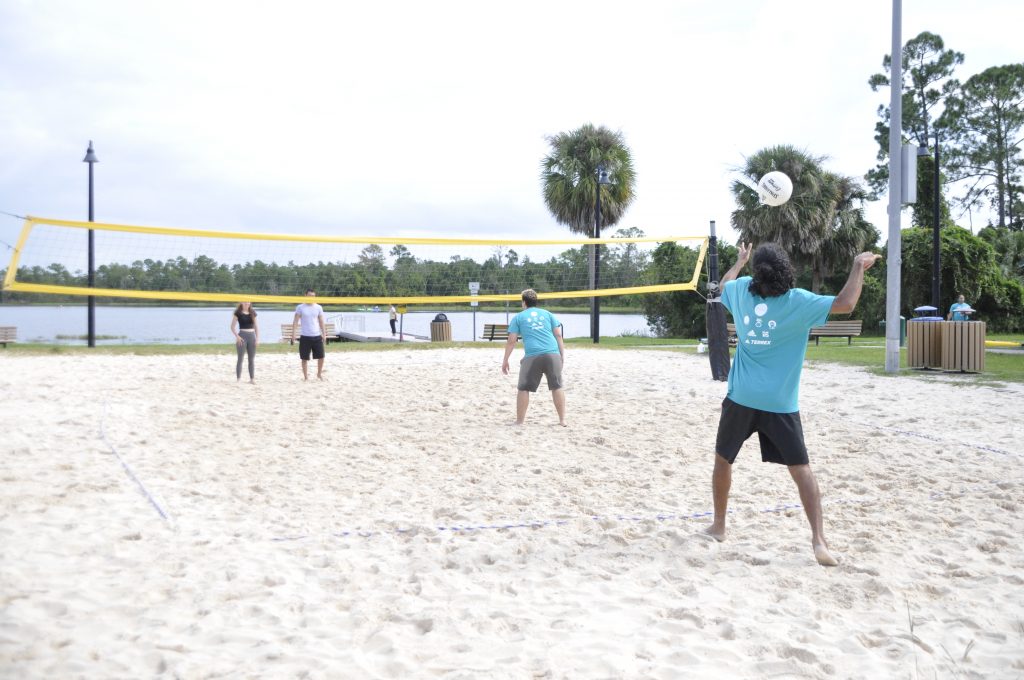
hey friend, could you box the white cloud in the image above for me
[1,0,1021,258]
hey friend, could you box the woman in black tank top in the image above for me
[230,302,259,383]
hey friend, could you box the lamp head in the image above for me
[83,141,99,164]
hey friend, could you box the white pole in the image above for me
[885,0,903,373]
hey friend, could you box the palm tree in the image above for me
[541,124,636,338]
[731,145,877,292]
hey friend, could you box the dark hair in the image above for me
[305,288,316,295]
[234,302,256,317]
[748,243,795,298]
[521,288,539,307]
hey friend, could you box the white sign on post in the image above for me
[469,281,479,307]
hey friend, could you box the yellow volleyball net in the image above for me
[2,216,708,305]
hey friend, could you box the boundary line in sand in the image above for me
[91,400,1015,538]
[99,401,172,522]
[268,481,1015,543]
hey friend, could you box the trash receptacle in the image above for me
[907,318,943,368]
[941,321,986,372]
[880,315,907,346]
[430,313,452,342]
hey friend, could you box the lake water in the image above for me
[0,305,654,344]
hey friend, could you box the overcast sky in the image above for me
[1,0,1021,261]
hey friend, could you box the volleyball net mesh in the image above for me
[2,216,708,305]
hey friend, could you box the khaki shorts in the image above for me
[518,353,563,392]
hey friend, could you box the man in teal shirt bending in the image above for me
[501,289,567,426]
[707,243,881,566]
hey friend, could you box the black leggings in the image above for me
[236,331,256,379]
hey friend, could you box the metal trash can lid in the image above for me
[433,313,448,322]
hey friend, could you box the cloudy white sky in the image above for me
[1,0,1021,260]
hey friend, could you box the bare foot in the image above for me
[507,420,524,427]
[814,543,839,567]
[703,524,726,542]
[249,379,256,385]
[558,421,568,427]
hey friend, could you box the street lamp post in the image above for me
[83,141,98,348]
[591,163,612,344]
[930,133,941,311]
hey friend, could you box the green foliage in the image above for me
[939,63,1024,228]
[978,226,1024,282]
[541,124,636,236]
[732,145,878,292]
[867,31,963,198]
[901,226,1024,332]
[639,241,737,338]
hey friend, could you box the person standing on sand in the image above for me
[706,243,881,566]
[290,289,327,381]
[501,289,567,426]
[230,301,259,383]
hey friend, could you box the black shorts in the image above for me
[714,397,809,466]
[298,335,325,361]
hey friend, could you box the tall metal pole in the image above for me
[708,219,719,283]
[84,141,98,348]
[884,0,903,373]
[931,134,941,311]
[592,179,601,344]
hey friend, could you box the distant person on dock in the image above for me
[230,301,259,383]
[290,289,326,380]
[501,288,567,426]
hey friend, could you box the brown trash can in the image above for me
[940,321,985,373]
[430,313,452,342]
[906,320,943,368]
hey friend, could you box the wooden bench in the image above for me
[0,326,16,347]
[480,323,510,341]
[808,319,862,345]
[727,320,863,346]
[280,323,336,342]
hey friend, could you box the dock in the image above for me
[330,331,431,343]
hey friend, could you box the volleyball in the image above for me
[758,171,793,206]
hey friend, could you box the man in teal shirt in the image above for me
[501,289,567,426]
[707,243,881,567]
[947,294,973,321]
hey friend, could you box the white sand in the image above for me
[1,347,1022,678]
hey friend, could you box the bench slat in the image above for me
[480,324,509,341]
[729,320,862,345]
[280,323,336,341]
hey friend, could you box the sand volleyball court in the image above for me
[1,347,1022,678]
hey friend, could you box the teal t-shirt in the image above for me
[949,302,971,320]
[509,307,561,357]
[721,277,835,413]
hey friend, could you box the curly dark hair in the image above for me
[748,243,795,298]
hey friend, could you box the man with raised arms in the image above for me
[706,243,881,566]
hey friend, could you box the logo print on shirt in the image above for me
[527,310,547,332]
[744,303,773,346]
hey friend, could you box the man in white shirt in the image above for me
[290,289,327,380]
